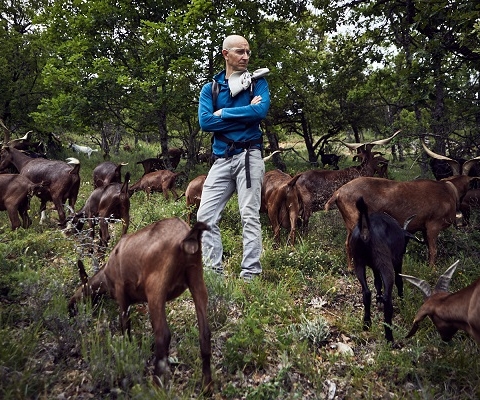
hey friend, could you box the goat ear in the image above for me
[406,306,432,338]
[182,222,210,254]
[405,321,421,339]
[399,274,431,299]
[77,260,89,285]
[182,239,199,255]
[434,259,460,293]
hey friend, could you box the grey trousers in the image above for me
[197,149,265,277]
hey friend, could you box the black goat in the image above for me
[349,197,418,342]
[320,153,341,169]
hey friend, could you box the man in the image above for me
[197,34,271,280]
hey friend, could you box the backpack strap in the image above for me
[212,80,220,111]
[211,79,256,111]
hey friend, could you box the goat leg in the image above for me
[373,270,384,310]
[189,274,213,394]
[355,266,372,330]
[150,301,172,386]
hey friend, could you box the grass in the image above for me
[1,142,480,399]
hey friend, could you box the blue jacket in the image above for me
[198,70,270,157]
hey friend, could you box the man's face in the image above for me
[223,40,251,72]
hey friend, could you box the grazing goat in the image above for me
[68,219,212,393]
[296,131,400,231]
[137,148,184,174]
[0,146,80,228]
[372,154,389,178]
[350,197,417,342]
[69,143,99,158]
[0,174,48,230]
[261,170,302,245]
[401,260,480,345]
[325,175,479,269]
[185,174,207,225]
[136,157,168,175]
[71,173,131,248]
[197,151,212,165]
[92,161,128,188]
[129,170,182,200]
[422,141,480,180]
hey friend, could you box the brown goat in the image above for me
[0,174,48,230]
[92,161,128,188]
[261,170,302,245]
[68,219,212,393]
[185,174,207,225]
[137,148,184,174]
[71,172,131,248]
[401,260,480,344]
[136,157,167,175]
[325,175,479,269]
[129,170,182,200]
[295,131,400,231]
[0,146,80,227]
[372,155,389,178]
[295,148,378,231]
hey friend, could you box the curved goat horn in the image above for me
[434,259,460,293]
[421,141,461,176]
[461,157,480,176]
[368,130,401,146]
[341,130,401,151]
[403,214,416,230]
[399,273,432,299]
[263,150,282,162]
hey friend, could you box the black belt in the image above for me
[213,133,262,189]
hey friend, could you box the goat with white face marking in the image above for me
[68,219,212,393]
[401,260,480,344]
[349,197,418,342]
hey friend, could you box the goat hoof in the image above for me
[201,381,214,397]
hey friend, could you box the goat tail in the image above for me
[324,192,337,211]
[121,172,131,194]
[355,196,370,242]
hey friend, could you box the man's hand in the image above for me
[214,109,222,116]
[250,96,262,105]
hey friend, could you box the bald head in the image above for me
[223,35,249,50]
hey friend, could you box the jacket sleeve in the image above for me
[198,83,248,133]
[221,78,270,123]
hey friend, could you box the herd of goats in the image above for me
[1,129,480,393]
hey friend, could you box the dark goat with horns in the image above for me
[349,197,418,342]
